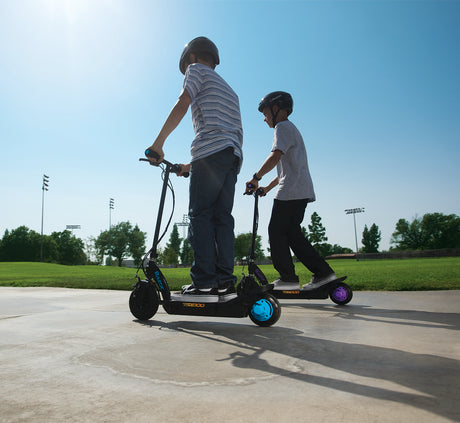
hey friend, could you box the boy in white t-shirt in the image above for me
[246,91,337,291]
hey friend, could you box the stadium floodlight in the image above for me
[344,207,365,261]
[40,174,50,262]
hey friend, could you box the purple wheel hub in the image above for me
[331,285,349,303]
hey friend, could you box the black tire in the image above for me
[248,294,281,327]
[129,282,159,320]
[329,283,353,305]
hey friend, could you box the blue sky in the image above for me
[1,0,459,255]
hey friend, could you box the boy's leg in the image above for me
[188,148,237,289]
[268,199,298,281]
[213,153,239,287]
[189,156,221,289]
[288,200,334,276]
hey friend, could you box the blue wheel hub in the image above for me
[251,299,273,321]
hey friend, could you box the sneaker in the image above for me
[217,282,237,302]
[302,273,337,290]
[182,285,215,295]
[217,282,236,295]
[179,284,219,303]
[272,278,300,290]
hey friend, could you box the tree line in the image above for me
[1,212,458,266]
[0,222,147,267]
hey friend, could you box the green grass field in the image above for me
[0,257,459,291]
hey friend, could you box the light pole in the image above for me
[175,214,190,239]
[345,207,365,261]
[108,198,114,265]
[40,174,50,262]
[109,198,114,229]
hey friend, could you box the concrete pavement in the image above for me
[0,287,459,423]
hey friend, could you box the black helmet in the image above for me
[179,36,220,75]
[258,91,293,116]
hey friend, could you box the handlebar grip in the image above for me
[244,183,263,196]
[173,164,189,178]
[244,183,255,195]
[145,148,160,159]
[143,148,189,178]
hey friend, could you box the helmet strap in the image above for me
[270,106,279,127]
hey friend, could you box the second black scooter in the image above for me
[244,185,353,305]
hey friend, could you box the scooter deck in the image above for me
[272,276,348,299]
[163,294,249,317]
[163,284,274,317]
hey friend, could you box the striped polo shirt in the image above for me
[183,63,243,171]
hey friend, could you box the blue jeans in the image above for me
[189,148,239,289]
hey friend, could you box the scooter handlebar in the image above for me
[244,183,264,196]
[143,149,189,178]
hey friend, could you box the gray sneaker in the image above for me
[302,273,337,290]
[272,278,301,290]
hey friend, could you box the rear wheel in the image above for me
[329,283,353,305]
[129,282,159,320]
[249,294,281,327]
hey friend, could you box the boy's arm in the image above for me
[148,89,192,163]
[246,150,283,190]
[260,177,279,196]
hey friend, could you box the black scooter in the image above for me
[244,185,353,305]
[129,150,281,327]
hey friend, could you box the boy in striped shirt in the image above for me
[147,37,243,299]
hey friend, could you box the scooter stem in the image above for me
[250,193,259,261]
[150,164,172,259]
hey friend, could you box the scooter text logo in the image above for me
[183,303,205,308]
[154,271,164,290]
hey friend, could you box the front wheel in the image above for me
[129,281,159,320]
[249,294,281,327]
[329,283,353,305]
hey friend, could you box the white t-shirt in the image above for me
[271,120,316,202]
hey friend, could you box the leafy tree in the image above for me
[420,213,460,249]
[391,218,423,250]
[0,226,41,261]
[157,224,183,266]
[0,226,88,264]
[234,232,264,262]
[327,244,353,255]
[95,221,146,267]
[307,212,328,245]
[180,238,194,265]
[303,212,330,258]
[162,246,179,266]
[94,230,110,264]
[0,226,58,262]
[110,222,132,266]
[129,225,147,267]
[50,230,86,265]
[164,224,182,265]
[391,213,460,250]
[299,220,352,258]
[361,223,381,253]
[314,243,334,258]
